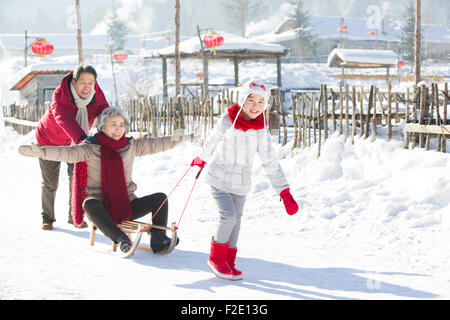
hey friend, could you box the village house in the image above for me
[250,15,450,63]
[9,64,75,106]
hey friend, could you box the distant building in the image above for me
[251,16,450,63]
[9,64,75,105]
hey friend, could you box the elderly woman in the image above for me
[20,107,192,254]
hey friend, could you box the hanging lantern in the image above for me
[340,25,348,33]
[396,60,406,69]
[113,53,128,62]
[203,31,224,55]
[31,38,54,60]
[368,31,376,37]
[196,72,204,80]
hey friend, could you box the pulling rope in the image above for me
[176,167,203,228]
[138,158,205,233]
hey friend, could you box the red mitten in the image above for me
[280,188,299,215]
[191,156,207,169]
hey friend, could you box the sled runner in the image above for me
[89,220,178,258]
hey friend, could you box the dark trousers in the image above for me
[83,193,168,243]
[39,158,74,223]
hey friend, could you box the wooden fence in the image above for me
[3,83,449,155]
[285,82,449,156]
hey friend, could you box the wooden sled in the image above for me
[89,220,178,256]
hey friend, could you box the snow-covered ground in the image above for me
[1,119,449,299]
[1,54,449,300]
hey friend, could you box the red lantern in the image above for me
[113,53,128,62]
[396,60,406,68]
[31,39,54,60]
[369,31,376,37]
[196,72,204,80]
[203,32,224,54]
[340,25,348,33]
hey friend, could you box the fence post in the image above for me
[387,82,392,142]
[291,94,298,151]
[371,86,377,141]
[365,86,373,139]
[443,83,448,152]
[269,88,281,140]
[345,85,349,140]
[419,85,426,148]
[323,84,328,141]
[404,88,410,149]
[352,86,356,144]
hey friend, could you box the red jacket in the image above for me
[36,72,109,146]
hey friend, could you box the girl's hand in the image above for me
[280,188,299,215]
[191,156,206,168]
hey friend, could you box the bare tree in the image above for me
[414,0,421,84]
[75,0,83,65]
[221,0,268,37]
[175,0,181,98]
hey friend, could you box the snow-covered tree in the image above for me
[284,0,317,60]
[106,4,128,51]
[399,0,423,66]
[220,0,268,37]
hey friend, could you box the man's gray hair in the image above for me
[96,107,131,133]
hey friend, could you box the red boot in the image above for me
[207,238,233,280]
[227,247,243,280]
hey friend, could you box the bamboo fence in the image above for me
[3,83,449,154]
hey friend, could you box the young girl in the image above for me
[197,80,299,280]
[19,107,191,254]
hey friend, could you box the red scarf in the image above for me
[71,162,87,226]
[96,132,132,225]
[227,103,266,132]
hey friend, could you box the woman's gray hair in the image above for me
[96,107,131,133]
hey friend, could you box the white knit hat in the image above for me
[238,80,270,110]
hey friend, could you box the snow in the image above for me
[1,119,449,300]
[156,31,286,56]
[327,48,398,67]
[1,50,450,300]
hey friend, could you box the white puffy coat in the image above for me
[202,112,289,196]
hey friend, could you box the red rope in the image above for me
[138,165,192,233]
[176,168,203,229]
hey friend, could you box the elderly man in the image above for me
[35,65,109,230]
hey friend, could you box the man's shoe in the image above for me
[41,222,53,230]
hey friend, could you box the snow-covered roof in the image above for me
[155,31,287,59]
[9,63,76,90]
[251,15,450,44]
[327,48,398,68]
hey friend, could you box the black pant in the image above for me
[83,193,168,243]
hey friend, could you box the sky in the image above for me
[0,0,448,36]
